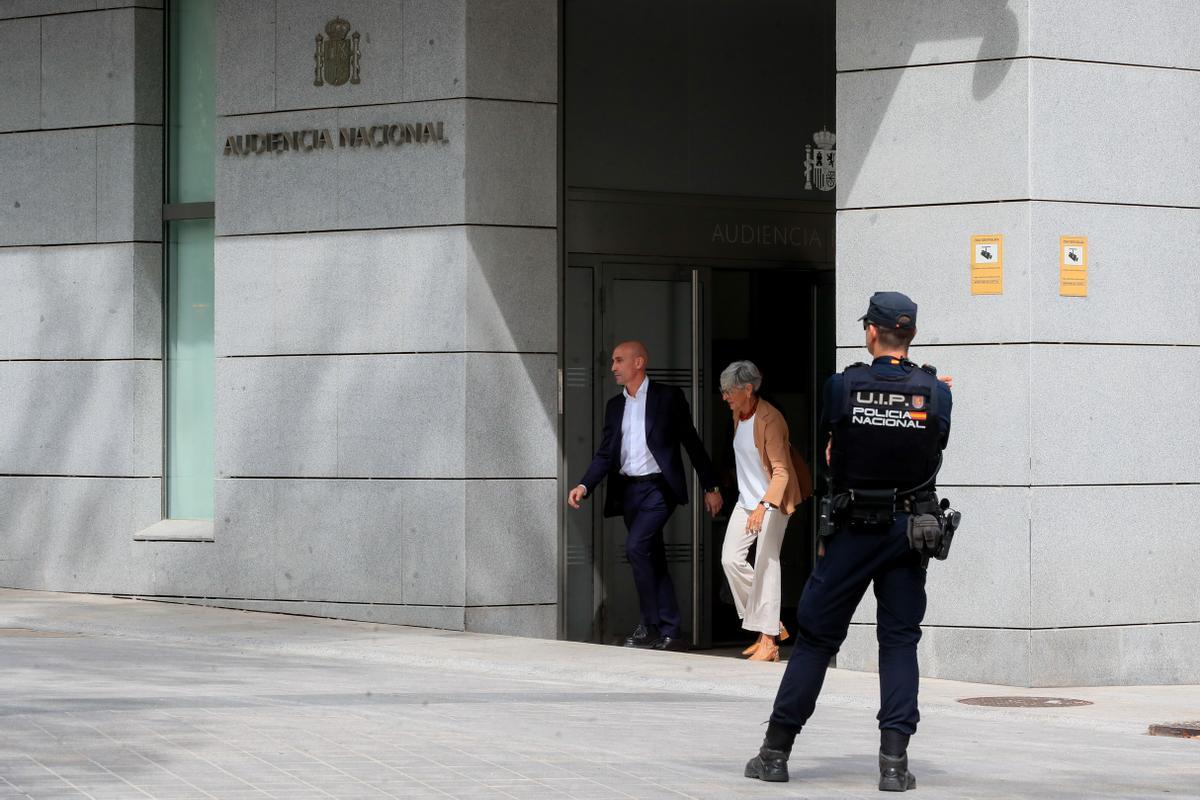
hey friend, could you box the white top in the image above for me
[733,413,771,511]
[619,378,661,477]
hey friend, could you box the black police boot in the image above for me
[744,721,795,782]
[744,747,789,782]
[878,730,916,792]
[878,752,916,792]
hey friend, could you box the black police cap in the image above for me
[859,291,918,330]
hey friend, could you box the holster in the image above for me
[903,491,962,561]
[817,495,836,540]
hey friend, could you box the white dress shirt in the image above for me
[619,378,661,476]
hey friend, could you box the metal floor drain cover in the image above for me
[0,628,75,638]
[958,696,1093,708]
[1148,722,1200,739]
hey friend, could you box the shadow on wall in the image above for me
[835,3,1021,204]
[0,248,159,592]
[198,226,556,608]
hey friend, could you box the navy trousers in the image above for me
[622,480,682,638]
[771,515,927,736]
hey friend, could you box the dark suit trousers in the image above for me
[622,480,682,638]
[770,515,927,736]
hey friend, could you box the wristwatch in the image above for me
[760,501,776,510]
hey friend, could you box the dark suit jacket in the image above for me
[579,381,719,518]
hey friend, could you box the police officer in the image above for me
[743,292,952,792]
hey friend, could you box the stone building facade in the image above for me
[0,0,1195,686]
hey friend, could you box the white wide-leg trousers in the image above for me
[720,505,790,636]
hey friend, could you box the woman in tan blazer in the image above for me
[719,360,812,662]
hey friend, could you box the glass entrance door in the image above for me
[564,261,708,645]
[600,264,707,646]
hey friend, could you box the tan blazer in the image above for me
[731,397,813,515]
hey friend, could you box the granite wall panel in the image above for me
[1031,485,1200,629]
[1029,203,1200,345]
[464,100,555,226]
[1029,345,1200,485]
[0,361,160,477]
[0,17,39,131]
[1031,623,1200,687]
[464,0,556,102]
[836,204,1031,347]
[464,479,556,606]
[96,124,162,242]
[1028,0,1200,70]
[836,0,1029,72]
[837,60,1028,209]
[0,243,160,360]
[1029,60,1200,207]
[0,129,97,246]
[0,476,161,592]
[216,0,275,116]
[40,7,161,128]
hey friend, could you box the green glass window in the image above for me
[164,0,216,520]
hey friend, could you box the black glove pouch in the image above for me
[846,488,896,526]
[906,513,942,554]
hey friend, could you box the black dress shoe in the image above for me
[623,624,659,648]
[744,746,790,782]
[651,635,688,651]
[879,751,916,792]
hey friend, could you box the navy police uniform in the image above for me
[745,292,953,791]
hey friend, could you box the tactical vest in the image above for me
[829,361,943,493]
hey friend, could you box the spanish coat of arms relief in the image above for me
[803,128,836,192]
[314,17,362,86]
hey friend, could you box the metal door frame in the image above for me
[558,254,834,646]
[593,260,710,646]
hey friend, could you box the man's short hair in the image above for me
[874,324,916,350]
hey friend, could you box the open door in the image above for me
[597,263,709,646]
[563,260,709,645]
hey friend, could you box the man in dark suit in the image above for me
[567,340,722,651]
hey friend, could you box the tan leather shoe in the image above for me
[749,641,780,662]
[742,641,759,656]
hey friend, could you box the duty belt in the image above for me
[816,454,962,563]
[832,453,943,528]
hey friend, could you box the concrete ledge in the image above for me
[132,519,214,542]
[1032,623,1200,687]
[842,621,1200,688]
[842,623,1034,687]
[465,604,556,639]
[135,596,466,631]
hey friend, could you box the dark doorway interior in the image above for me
[708,269,829,646]
[561,0,837,649]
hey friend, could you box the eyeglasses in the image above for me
[720,386,751,398]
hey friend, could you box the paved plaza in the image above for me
[0,590,1196,799]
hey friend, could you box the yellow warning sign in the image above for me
[1060,235,1088,297]
[970,234,1003,295]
